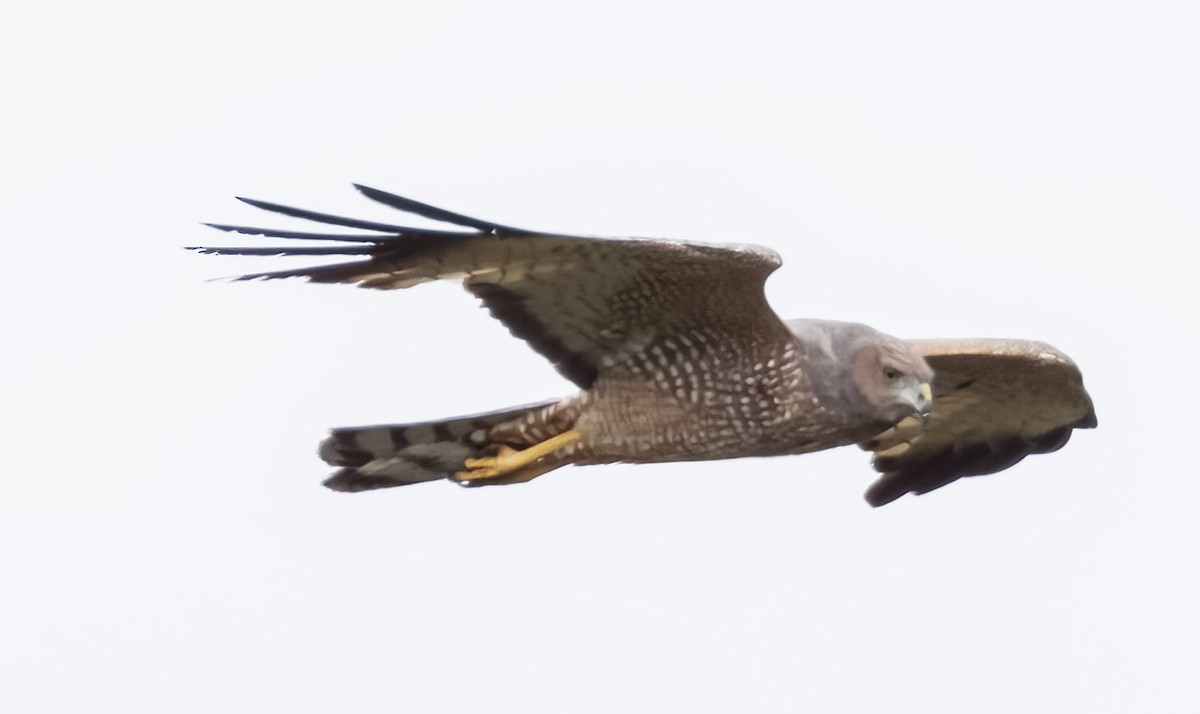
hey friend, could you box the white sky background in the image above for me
[2,0,1197,711]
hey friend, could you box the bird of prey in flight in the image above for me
[192,185,1096,506]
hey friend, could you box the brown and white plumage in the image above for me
[860,339,1097,506]
[192,185,1096,506]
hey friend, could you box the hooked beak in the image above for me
[916,382,933,422]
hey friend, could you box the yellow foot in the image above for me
[455,430,582,483]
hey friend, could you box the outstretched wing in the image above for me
[190,185,788,388]
[860,339,1096,507]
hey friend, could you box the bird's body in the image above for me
[193,186,1095,506]
[479,320,915,467]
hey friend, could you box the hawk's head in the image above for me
[791,320,934,429]
[849,334,934,426]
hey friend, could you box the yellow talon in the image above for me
[456,430,582,482]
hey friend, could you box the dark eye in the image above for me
[883,367,901,380]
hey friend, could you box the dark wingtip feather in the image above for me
[1029,427,1073,453]
[865,421,1096,507]
[185,245,376,256]
[353,184,529,235]
[206,220,477,243]
[863,477,905,508]
[202,222,393,242]
[234,196,280,212]
[232,195,418,233]
[242,263,375,282]
[864,471,965,508]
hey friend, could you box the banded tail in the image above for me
[320,400,557,491]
